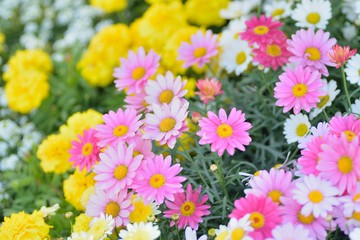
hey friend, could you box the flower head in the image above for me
[119,222,160,240]
[327,44,357,68]
[88,213,115,240]
[195,78,224,104]
[329,114,360,142]
[268,223,312,240]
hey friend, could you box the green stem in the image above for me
[323,109,330,122]
[341,65,352,111]
[176,226,181,240]
[216,156,230,201]
[260,70,273,96]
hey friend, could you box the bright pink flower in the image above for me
[197,108,252,156]
[124,90,149,113]
[329,114,360,142]
[274,65,325,114]
[68,128,100,171]
[95,108,143,148]
[195,78,224,104]
[114,47,160,94]
[164,184,211,230]
[132,154,186,205]
[125,133,154,160]
[229,194,282,240]
[178,30,218,68]
[287,28,336,76]
[327,44,357,68]
[240,15,284,46]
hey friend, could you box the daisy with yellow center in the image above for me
[119,222,160,240]
[283,113,311,144]
[292,0,331,29]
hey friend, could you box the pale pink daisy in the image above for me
[124,90,149,113]
[292,174,339,218]
[164,184,211,230]
[287,28,336,76]
[125,133,154,159]
[274,65,325,114]
[93,143,142,194]
[69,128,100,171]
[114,47,160,94]
[329,114,360,142]
[195,78,224,104]
[340,183,360,217]
[178,30,219,68]
[229,194,282,240]
[143,98,189,149]
[298,121,330,149]
[95,108,143,148]
[86,189,133,227]
[267,223,312,240]
[197,108,252,156]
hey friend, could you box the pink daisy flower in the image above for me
[86,188,133,227]
[143,98,189,149]
[125,133,154,160]
[178,30,219,68]
[93,143,142,194]
[329,114,360,142]
[274,65,325,114]
[268,223,312,240]
[195,78,224,104]
[298,122,330,149]
[287,28,336,76]
[340,183,360,217]
[197,108,252,156]
[68,128,100,171]
[164,184,211,230]
[114,47,160,94]
[124,90,149,113]
[229,194,282,240]
[327,44,357,68]
[132,154,186,205]
[95,108,143,148]
[240,15,284,46]
[333,205,358,235]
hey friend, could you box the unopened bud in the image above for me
[258,64,265,71]
[208,228,216,237]
[65,212,73,219]
[171,214,179,221]
[210,164,218,172]
[192,112,201,123]
[147,214,156,222]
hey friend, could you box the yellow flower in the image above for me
[90,0,127,13]
[185,0,229,27]
[0,32,5,53]
[80,186,95,209]
[129,196,157,223]
[145,0,178,4]
[0,211,51,240]
[73,213,92,233]
[63,170,96,210]
[184,78,197,99]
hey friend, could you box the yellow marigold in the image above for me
[90,0,127,13]
[63,170,96,211]
[184,77,197,99]
[185,0,229,27]
[80,186,95,209]
[0,32,5,53]
[36,133,73,174]
[73,213,92,233]
[0,211,51,240]
[129,196,156,223]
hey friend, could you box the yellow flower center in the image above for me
[253,170,261,177]
[253,25,269,35]
[133,150,141,157]
[344,130,356,141]
[132,67,146,80]
[308,190,323,203]
[353,211,360,221]
[317,95,329,108]
[272,8,284,17]
[149,173,166,188]
[292,83,308,97]
[105,201,120,217]
[193,47,207,58]
[231,227,245,240]
[216,123,233,138]
[113,124,129,137]
[353,193,360,202]
[158,89,174,104]
[249,212,265,229]
[338,156,353,174]
[159,117,176,132]
[298,212,315,224]
[305,47,321,61]
[296,123,308,137]
[180,201,196,216]
[236,52,247,65]
[268,190,282,204]
[113,164,128,180]
[81,142,93,157]
[306,12,321,24]
[266,44,281,57]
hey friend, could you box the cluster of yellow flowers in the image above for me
[3,49,52,114]
[90,0,127,13]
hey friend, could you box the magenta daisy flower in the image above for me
[95,108,143,148]
[178,30,219,68]
[197,108,252,156]
[114,47,160,94]
[164,184,211,230]
[229,194,282,240]
[68,128,100,171]
[240,15,284,46]
[124,90,149,113]
[132,154,186,205]
[268,223,312,240]
[274,65,325,114]
[86,188,133,227]
[143,98,189,149]
[287,28,336,76]
[93,143,142,194]
[329,114,360,142]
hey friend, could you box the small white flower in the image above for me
[119,222,161,240]
[185,227,207,240]
[220,1,254,20]
[67,231,94,240]
[283,113,311,144]
[0,154,19,171]
[264,0,292,20]
[219,17,247,47]
[292,0,332,29]
[40,203,60,217]
[345,54,360,86]
[351,99,360,116]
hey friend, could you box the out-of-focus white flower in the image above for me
[0,119,19,141]
[67,232,94,240]
[0,142,9,157]
[185,227,207,240]
[343,23,357,41]
[20,34,46,49]
[40,203,60,217]
[220,1,254,20]
[0,154,19,171]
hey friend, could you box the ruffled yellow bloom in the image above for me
[129,196,157,223]
[185,0,229,27]
[73,213,92,233]
[90,0,127,13]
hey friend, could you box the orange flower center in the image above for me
[180,201,196,216]
[344,130,356,141]
[253,25,269,35]
[132,67,146,80]
[149,174,166,188]
[216,123,233,138]
[193,47,207,58]
[105,201,120,217]
[249,212,265,229]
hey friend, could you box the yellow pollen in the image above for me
[81,142,93,156]
[298,212,315,224]
[180,201,196,216]
[158,89,174,104]
[149,173,166,189]
[272,8,285,17]
[344,130,356,141]
[266,44,281,57]
[338,156,353,174]
[306,12,321,24]
[236,52,247,65]
[292,83,308,97]
[353,193,360,202]
[353,211,360,221]
[159,117,176,132]
[131,67,146,80]
[217,124,233,138]
[296,123,308,137]
[308,190,323,203]
[317,95,329,108]
[253,25,269,35]
[113,124,129,137]
[268,190,283,204]
[231,228,245,240]
[305,47,321,61]
[105,201,120,217]
[249,212,265,229]
[113,164,128,180]
[193,47,207,58]
[254,170,261,177]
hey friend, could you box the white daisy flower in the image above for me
[185,227,207,240]
[225,215,254,240]
[283,113,311,144]
[219,39,252,76]
[350,228,360,240]
[351,99,360,116]
[219,17,248,47]
[343,22,358,41]
[214,225,229,239]
[119,222,161,240]
[298,122,329,149]
[67,232,94,240]
[264,0,292,20]
[292,0,332,29]
[220,1,254,20]
[293,175,339,218]
[268,223,312,240]
[309,80,340,120]
[345,54,360,85]
[342,0,359,21]
[40,203,60,218]
[88,213,115,240]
